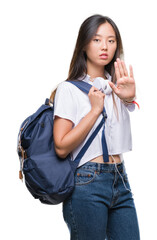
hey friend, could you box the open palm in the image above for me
[109,58,136,101]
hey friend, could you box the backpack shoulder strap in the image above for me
[67,80,107,118]
[67,80,109,168]
[67,80,91,94]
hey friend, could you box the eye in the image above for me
[109,40,115,43]
[93,38,100,42]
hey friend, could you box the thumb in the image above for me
[108,81,117,93]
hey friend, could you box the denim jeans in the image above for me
[62,161,140,240]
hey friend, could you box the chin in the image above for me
[99,59,112,65]
[98,62,110,67]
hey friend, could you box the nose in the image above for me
[101,40,108,50]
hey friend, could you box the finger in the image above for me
[121,60,128,76]
[129,65,134,78]
[90,86,99,92]
[108,81,118,94]
[117,58,124,77]
[114,61,120,81]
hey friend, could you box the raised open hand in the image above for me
[108,58,136,101]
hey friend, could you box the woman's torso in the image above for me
[53,73,134,167]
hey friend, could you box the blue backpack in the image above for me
[17,80,108,205]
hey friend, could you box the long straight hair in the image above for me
[50,14,124,103]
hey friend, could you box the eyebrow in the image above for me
[94,34,116,38]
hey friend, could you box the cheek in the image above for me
[86,45,97,58]
[110,45,117,58]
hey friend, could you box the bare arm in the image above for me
[53,86,105,158]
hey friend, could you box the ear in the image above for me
[83,45,87,52]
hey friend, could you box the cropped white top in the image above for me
[53,71,135,167]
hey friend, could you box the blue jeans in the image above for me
[62,161,140,240]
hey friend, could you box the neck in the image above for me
[86,61,106,79]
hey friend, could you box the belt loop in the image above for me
[98,163,101,174]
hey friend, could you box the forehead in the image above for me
[95,22,116,37]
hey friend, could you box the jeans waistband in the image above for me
[78,161,125,173]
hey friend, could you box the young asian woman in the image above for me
[52,14,140,240]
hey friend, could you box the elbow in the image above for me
[54,146,69,159]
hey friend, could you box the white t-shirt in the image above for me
[53,72,135,167]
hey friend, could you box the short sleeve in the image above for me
[53,82,77,126]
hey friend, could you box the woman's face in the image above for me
[85,22,117,68]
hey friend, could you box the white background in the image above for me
[0,0,156,239]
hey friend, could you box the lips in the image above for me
[99,53,108,57]
[99,53,108,59]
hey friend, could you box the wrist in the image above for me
[121,97,140,109]
[90,108,101,116]
[122,97,136,103]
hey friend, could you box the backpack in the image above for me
[17,80,108,205]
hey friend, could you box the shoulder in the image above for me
[57,80,85,96]
[55,80,82,102]
[57,80,78,92]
